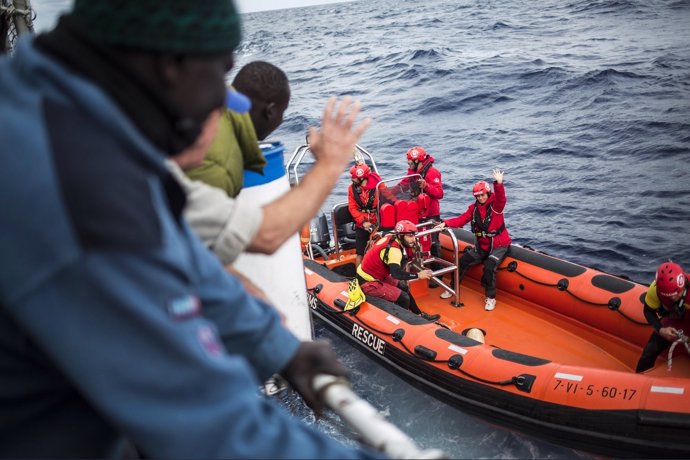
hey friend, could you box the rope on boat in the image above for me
[1,0,35,54]
[320,289,523,388]
[306,287,447,458]
[667,330,690,372]
[500,263,648,326]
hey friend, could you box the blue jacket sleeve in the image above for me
[182,223,300,380]
[6,249,384,459]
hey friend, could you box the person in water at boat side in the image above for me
[348,162,397,268]
[0,0,385,458]
[185,60,290,198]
[635,261,690,373]
[356,220,440,321]
[436,168,511,311]
[391,146,444,287]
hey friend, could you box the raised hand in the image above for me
[492,168,504,184]
[308,97,372,172]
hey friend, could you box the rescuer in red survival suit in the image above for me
[436,168,511,311]
[391,146,444,287]
[347,162,396,268]
[356,220,440,321]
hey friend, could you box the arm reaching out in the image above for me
[248,97,372,253]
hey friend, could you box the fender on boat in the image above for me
[234,142,314,341]
[440,228,651,346]
[302,221,690,458]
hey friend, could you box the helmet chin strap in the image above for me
[673,286,688,316]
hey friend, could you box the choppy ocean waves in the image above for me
[240,2,690,455]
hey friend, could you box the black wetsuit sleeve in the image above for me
[389,263,418,281]
[643,302,662,332]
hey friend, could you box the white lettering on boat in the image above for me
[554,372,583,382]
[304,268,314,276]
[351,323,386,355]
[340,290,348,298]
[651,386,685,395]
[448,344,467,355]
[386,315,400,325]
[307,293,318,311]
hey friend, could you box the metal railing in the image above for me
[414,223,462,306]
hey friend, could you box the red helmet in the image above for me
[394,220,416,234]
[406,146,427,162]
[656,262,686,298]
[350,163,371,180]
[472,180,491,196]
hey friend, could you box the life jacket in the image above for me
[382,235,410,265]
[352,185,376,213]
[409,162,433,198]
[360,235,410,281]
[471,200,505,239]
[418,161,433,179]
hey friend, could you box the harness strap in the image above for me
[418,161,432,179]
[474,222,505,238]
[353,186,376,212]
[471,204,505,238]
[382,236,397,265]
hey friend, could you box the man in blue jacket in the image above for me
[0,0,382,458]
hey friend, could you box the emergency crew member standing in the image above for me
[393,146,444,286]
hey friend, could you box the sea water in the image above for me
[29,0,690,458]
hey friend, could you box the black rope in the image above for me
[451,366,516,386]
[317,291,521,387]
[504,264,648,326]
[560,287,610,307]
[507,267,560,287]
[615,308,649,326]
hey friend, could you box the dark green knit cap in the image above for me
[71,0,241,54]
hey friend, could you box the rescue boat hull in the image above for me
[303,227,690,458]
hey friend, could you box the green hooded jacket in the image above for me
[185,108,266,198]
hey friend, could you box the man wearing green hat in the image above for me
[0,1,383,458]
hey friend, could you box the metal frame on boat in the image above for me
[291,142,690,458]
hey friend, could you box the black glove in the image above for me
[280,340,349,416]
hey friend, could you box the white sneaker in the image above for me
[440,290,452,299]
[485,298,496,311]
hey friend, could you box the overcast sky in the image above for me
[235,0,354,13]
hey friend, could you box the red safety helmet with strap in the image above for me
[350,163,371,180]
[472,180,491,196]
[394,220,416,234]
[656,261,686,298]
[406,146,427,162]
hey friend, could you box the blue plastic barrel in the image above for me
[242,142,285,188]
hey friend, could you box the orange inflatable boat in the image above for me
[303,221,690,458]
